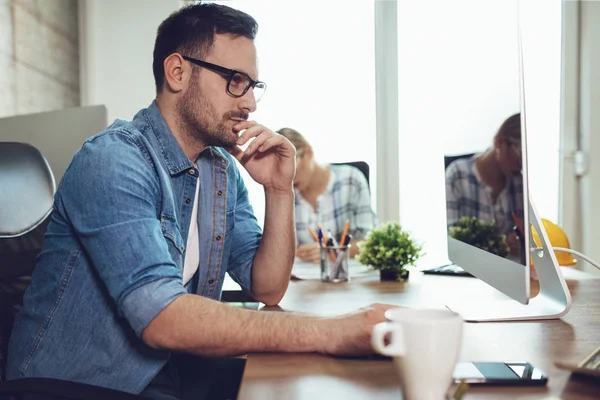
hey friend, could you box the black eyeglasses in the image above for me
[182,56,266,102]
[505,139,522,157]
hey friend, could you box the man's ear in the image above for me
[304,146,314,158]
[163,53,189,93]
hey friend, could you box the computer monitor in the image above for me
[0,105,108,184]
[443,1,570,322]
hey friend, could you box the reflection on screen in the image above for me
[444,113,526,266]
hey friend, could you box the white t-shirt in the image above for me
[183,177,200,285]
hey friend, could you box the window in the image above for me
[207,0,377,228]
[396,0,562,266]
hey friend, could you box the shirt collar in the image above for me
[141,100,229,175]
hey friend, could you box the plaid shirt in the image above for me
[445,155,524,236]
[295,164,377,246]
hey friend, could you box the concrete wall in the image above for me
[78,0,180,123]
[0,0,80,118]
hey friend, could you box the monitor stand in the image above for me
[446,201,572,322]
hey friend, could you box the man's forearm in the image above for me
[251,188,295,304]
[143,294,328,356]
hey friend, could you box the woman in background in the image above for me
[277,128,377,263]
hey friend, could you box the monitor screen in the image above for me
[442,0,531,304]
[444,112,526,266]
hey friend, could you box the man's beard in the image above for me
[177,73,248,149]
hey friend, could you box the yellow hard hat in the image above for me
[531,219,576,266]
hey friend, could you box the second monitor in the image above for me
[441,0,570,322]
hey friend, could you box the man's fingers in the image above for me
[233,120,257,132]
[258,136,293,155]
[369,303,400,312]
[244,132,272,156]
[235,121,261,145]
[225,145,245,162]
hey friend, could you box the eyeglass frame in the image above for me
[504,138,522,157]
[181,55,266,101]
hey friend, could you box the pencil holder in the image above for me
[320,245,350,282]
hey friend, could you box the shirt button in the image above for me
[185,198,191,204]
[189,169,195,175]
[208,279,215,284]
[217,190,223,196]
[216,235,222,241]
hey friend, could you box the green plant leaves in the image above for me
[449,217,509,258]
[357,221,423,271]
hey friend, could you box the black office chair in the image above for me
[444,153,476,170]
[0,142,142,400]
[330,161,370,189]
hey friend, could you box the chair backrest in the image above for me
[0,142,56,382]
[0,142,55,238]
[331,161,370,189]
[444,153,476,170]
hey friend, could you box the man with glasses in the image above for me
[7,3,395,399]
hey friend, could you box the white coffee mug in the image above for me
[371,307,464,400]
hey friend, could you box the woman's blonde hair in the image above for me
[277,127,311,156]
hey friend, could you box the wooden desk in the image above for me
[238,268,600,399]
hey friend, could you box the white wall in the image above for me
[519,0,562,226]
[577,0,600,275]
[559,0,600,275]
[374,0,400,224]
[560,0,582,254]
[79,0,180,123]
[0,0,80,118]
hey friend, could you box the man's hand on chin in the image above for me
[226,121,296,190]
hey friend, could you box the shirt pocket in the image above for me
[160,214,185,263]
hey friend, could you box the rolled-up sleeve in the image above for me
[226,166,262,292]
[121,279,185,336]
[57,132,186,337]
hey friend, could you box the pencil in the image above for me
[308,227,319,243]
[318,226,328,243]
[340,219,350,247]
[512,212,525,237]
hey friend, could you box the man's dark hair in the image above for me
[152,2,258,93]
[496,112,521,143]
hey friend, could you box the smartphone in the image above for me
[453,362,548,386]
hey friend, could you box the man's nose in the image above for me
[239,88,257,113]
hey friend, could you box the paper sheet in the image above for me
[291,258,374,280]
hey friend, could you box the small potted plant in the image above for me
[357,221,423,282]
[449,217,509,258]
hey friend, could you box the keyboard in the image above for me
[422,263,473,277]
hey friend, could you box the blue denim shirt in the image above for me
[7,101,262,394]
